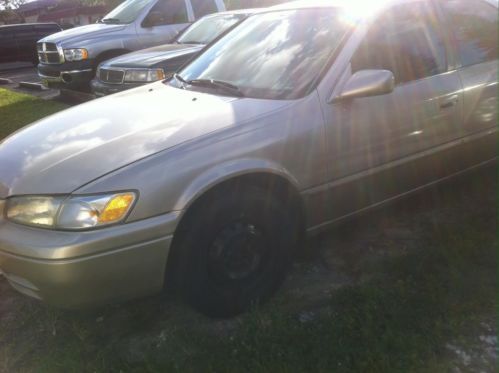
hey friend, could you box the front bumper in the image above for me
[38,61,96,90]
[0,210,181,308]
[90,78,143,97]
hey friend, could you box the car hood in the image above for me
[39,23,127,45]
[102,44,204,68]
[0,82,290,198]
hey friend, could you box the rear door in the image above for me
[0,29,18,63]
[318,1,464,220]
[13,26,38,62]
[438,0,498,166]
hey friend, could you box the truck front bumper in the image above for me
[38,61,96,90]
[0,211,181,308]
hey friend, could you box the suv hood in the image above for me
[102,44,204,68]
[0,82,290,198]
[39,23,127,45]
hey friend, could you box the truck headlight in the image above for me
[124,69,166,83]
[6,192,136,230]
[63,48,88,61]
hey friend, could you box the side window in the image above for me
[0,31,13,41]
[190,0,217,19]
[440,0,498,67]
[147,0,188,25]
[13,27,37,40]
[352,3,447,84]
[34,25,61,35]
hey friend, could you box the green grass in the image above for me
[0,88,68,140]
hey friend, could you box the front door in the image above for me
[317,1,464,222]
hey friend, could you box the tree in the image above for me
[1,0,26,10]
[0,8,23,23]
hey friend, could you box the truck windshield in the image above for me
[176,13,246,45]
[101,0,155,24]
[172,9,352,100]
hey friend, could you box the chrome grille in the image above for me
[98,68,125,84]
[37,43,63,64]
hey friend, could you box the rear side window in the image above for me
[34,25,61,34]
[440,0,498,67]
[0,30,13,40]
[352,2,447,84]
[13,27,38,39]
[148,0,188,24]
[190,0,217,19]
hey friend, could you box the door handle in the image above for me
[439,95,459,109]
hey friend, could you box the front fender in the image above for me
[172,158,300,212]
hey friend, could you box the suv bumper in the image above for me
[0,211,181,308]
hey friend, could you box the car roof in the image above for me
[273,0,498,11]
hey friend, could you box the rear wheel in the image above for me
[173,186,301,317]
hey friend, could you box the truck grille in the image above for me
[37,43,63,64]
[98,68,125,84]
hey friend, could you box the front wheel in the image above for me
[174,186,301,317]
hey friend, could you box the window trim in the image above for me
[350,0,452,87]
[437,0,498,69]
[141,0,189,27]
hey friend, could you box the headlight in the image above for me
[6,192,136,230]
[63,48,88,62]
[124,69,165,83]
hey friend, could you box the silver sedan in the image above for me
[0,0,497,317]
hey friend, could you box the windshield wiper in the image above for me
[173,74,244,97]
[173,73,189,87]
[187,78,244,97]
[100,18,122,24]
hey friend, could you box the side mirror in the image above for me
[142,11,164,27]
[333,69,395,103]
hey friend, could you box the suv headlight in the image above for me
[63,48,88,61]
[124,69,166,83]
[5,192,136,230]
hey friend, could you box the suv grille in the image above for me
[37,42,63,64]
[98,68,125,84]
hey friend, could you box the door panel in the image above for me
[439,0,498,167]
[327,71,463,179]
[311,1,465,226]
[14,27,38,61]
[0,30,18,63]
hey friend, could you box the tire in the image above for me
[173,186,301,317]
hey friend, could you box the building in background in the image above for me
[15,0,108,26]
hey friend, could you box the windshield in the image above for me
[176,13,246,45]
[101,0,155,24]
[172,9,352,99]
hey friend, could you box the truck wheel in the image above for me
[174,186,300,317]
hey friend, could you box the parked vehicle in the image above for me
[91,9,259,96]
[0,23,62,65]
[37,0,226,91]
[0,0,497,317]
